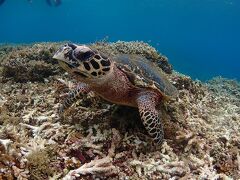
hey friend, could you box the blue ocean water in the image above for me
[0,0,239,81]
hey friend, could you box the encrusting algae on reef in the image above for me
[0,41,239,179]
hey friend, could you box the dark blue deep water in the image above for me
[0,0,240,80]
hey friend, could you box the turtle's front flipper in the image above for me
[59,83,90,114]
[137,94,164,144]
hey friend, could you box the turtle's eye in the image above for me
[67,43,77,50]
[74,50,94,61]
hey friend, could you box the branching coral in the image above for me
[0,138,12,152]
[63,129,120,179]
[0,42,239,179]
[130,159,188,177]
[63,156,117,179]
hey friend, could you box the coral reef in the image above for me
[0,43,61,82]
[0,42,239,179]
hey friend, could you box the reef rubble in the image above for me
[0,41,239,179]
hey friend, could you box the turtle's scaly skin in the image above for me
[53,43,178,144]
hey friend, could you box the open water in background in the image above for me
[0,0,239,81]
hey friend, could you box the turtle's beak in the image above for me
[53,44,73,62]
[53,44,79,71]
[52,51,64,61]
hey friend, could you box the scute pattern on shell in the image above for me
[113,54,178,97]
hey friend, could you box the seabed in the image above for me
[0,41,239,179]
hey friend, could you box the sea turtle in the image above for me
[53,43,178,144]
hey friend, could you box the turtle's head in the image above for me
[53,43,112,81]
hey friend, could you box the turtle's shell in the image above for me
[113,54,178,98]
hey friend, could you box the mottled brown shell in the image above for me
[113,54,178,98]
